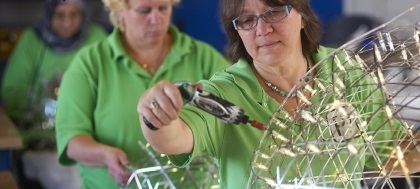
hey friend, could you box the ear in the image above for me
[301,17,305,29]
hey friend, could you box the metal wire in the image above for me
[248,4,420,189]
[123,141,220,189]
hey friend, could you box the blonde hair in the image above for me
[101,0,181,31]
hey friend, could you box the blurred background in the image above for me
[1,0,420,63]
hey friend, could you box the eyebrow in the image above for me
[239,5,285,15]
[238,7,266,16]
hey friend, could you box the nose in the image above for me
[255,16,273,36]
[148,9,161,24]
[62,16,73,27]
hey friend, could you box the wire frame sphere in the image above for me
[248,4,420,189]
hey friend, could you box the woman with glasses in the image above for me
[137,0,324,188]
[1,0,107,188]
[137,0,420,188]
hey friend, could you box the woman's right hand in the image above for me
[66,135,132,186]
[137,80,185,130]
[137,80,195,155]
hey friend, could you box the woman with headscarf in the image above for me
[1,0,107,188]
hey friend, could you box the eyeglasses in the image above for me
[232,5,293,30]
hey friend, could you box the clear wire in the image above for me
[122,141,220,189]
[248,4,420,189]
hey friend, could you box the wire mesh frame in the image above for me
[123,141,220,189]
[248,4,420,189]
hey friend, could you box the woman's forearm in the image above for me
[66,135,113,167]
[140,117,193,155]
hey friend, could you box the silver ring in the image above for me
[150,101,160,110]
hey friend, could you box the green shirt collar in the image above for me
[223,59,266,104]
[225,46,334,104]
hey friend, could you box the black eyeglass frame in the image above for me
[232,5,293,31]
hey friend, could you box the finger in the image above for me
[116,154,132,182]
[138,90,164,129]
[112,173,131,187]
[190,82,203,89]
[137,81,169,114]
[150,102,173,125]
[108,166,125,185]
[138,81,183,127]
[109,162,131,186]
[153,80,185,112]
[141,110,164,129]
[163,84,185,112]
[152,85,182,121]
[118,153,130,167]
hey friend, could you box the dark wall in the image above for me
[310,0,343,29]
[172,0,343,54]
[0,0,343,57]
[172,0,227,54]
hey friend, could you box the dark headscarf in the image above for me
[34,0,89,53]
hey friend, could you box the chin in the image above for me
[258,55,281,63]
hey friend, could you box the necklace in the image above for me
[138,35,171,75]
[258,58,312,97]
[141,63,156,74]
[262,79,293,97]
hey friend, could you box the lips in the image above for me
[146,31,163,37]
[259,41,280,49]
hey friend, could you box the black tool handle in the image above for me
[143,116,159,131]
[143,83,248,131]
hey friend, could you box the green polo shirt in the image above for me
[2,24,107,120]
[170,46,402,188]
[55,24,230,189]
[1,24,107,146]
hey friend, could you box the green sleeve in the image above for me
[1,28,44,120]
[55,51,98,165]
